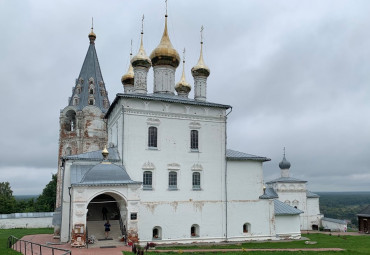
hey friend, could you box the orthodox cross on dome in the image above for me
[283,147,286,157]
[91,17,94,31]
[141,14,144,34]
[130,39,133,56]
[183,48,186,62]
[165,0,168,16]
[200,25,204,44]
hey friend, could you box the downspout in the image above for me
[224,107,233,241]
[121,104,125,166]
[68,186,72,242]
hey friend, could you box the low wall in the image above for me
[0,212,54,229]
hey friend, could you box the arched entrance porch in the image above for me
[86,192,127,242]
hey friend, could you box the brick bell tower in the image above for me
[55,26,110,211]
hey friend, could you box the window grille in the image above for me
[148,127,158,148]
[190,130,198,150]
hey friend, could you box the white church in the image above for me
[53,11,322,246]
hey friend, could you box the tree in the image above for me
[0,182,16,214]
[35,174,57,212]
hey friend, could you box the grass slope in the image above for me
[143,233,370,255]
[0,228,53,255]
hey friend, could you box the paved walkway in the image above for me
[153,248,344,252]
[16,234,131,255]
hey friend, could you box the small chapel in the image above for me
[53,10,311,246]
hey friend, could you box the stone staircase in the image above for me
[87,220,125,248]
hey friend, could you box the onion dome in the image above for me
[191,40,210,77]
[175,54,191,96]
[279,155,291,169]
[88,27,96,44]
[150,15,180,68]
[121,53,134,85]
[131,31,151,68]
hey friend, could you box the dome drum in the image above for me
[191,67,210,77]
[131,58,151,69]
[150,54,180,68]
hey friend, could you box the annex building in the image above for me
[53,12,309,246]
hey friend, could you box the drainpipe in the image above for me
[68,186,72,242]
[121,105,125,166]
[224,107,233,241]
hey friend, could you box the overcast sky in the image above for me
[0,0,369,195]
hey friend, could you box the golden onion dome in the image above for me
[88,28,96,44]
[150,15,180,68]
[175,59,191,95]
[131,32,151,68]
[191,41,210,77]
[122,54,135,85]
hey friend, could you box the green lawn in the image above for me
[0,228,53,255]
[142,234,370,255]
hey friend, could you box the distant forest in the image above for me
[318,191,370,228]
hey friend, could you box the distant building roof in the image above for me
[266,177,307,184]
[322,217,347,225]
[357,205,370,217]
[226,149,270,162]
[306,190,320,198]
[106,93,232,118]
[63,147,120,162]
[274,199,303,215]
[259,187,279,199]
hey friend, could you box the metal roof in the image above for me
[259,187,279,199]
[226,149,271,162]
[63,147,120,162]
[357,205,370,217]
[105,93,231,118]
[68,40,110,113]
[266,177,307,184]
[322,217,347,225]
[274,199,303,215]
[306,190,320,198]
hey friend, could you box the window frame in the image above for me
[143,171,153,190]
[148,126,158,148]
[190,130,199,151]
[192,172,201,190]
[168,171,178,190]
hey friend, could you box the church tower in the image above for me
[55,26,110,208]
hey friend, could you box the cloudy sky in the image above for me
[0,0,369,195]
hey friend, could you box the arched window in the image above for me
[143,171,152,190]
[148,126,157,148]
[191,224,199,237]
[243,223,251,233]
[169,171,177,189]
[66,147,72,156]
[190,130,198,150]
[152,226,162,240]
[89,99,94,105]
[65,110,76,131]
[192,172,201,190]
[89,88,94,94]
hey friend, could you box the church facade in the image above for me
[54,12,305,246]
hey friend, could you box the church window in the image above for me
[89,99,94,105]
[66,147,72,156]
[65,110,76,131]
[148,126,157,148]
[169,171,177,189]
[190,130,199,150]
[192,172,201,190]
[89,88,94,94]
[153,226,162,240]
[130,213,137,220]
[143,171,152,190]
[243,223,251,233]
[191,224,199,237]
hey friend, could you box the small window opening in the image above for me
[89,99,94,105]
[191,224,199,237]
[190,130,199,150]
[243,223,250,233]
[152,226,162,240]
[130,213,137,220]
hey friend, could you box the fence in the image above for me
[7,235,71,255]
